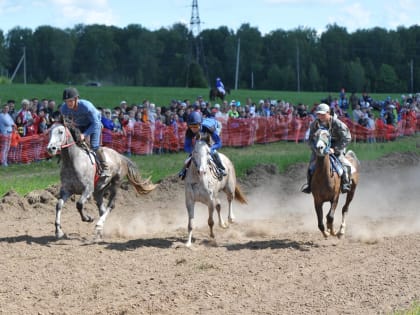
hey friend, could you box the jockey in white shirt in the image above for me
[216,77,225,95]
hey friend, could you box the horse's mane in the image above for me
[61,117,87,148]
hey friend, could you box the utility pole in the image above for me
[234,38,240,90]
[190,0,201,63]
[188,0,209,87]
[296,44,300,92]
[10,45,27,84]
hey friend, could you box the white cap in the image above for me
[316,103,330,114]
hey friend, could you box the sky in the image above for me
[0,0,418,36]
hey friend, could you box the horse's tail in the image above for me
[234,184,247,204]
[346,150,360,167]
[125,157,157,194]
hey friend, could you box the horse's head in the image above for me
[47,124,73,156]
[191,140,211,176]
[313,128,331,157]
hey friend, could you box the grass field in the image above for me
[0,83,403,111]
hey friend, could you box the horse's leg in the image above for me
[315,200,329,238]
[186,199,195,247]
[227,192,235,224]
[215,198,228,228]
[55,188,70,239]
[326,197,339,236]
[208,204,215,239]
[76,188,94,223]
[338,185,356,238]
[95,184,118,237]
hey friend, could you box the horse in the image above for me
[184,139,247,246]
[209,87,230,101]
[310,128,360,238]
[46,123,157,239]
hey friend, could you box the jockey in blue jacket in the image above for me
[178,111,226,180]
[216,77,225,95]
[301,103,352,194]
[60,87,110,179]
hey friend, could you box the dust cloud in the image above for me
[102,161,420,243]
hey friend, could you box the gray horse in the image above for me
[184,140,247,247]
[47,123,156,239]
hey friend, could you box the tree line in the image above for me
[0,22,419,93]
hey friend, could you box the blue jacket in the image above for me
[60,99,102,149]
[184,118,222,154]
[61,99,101,135]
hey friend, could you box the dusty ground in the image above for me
[0,152,419,315]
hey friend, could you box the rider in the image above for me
[301,103,352,194]
[216,77,226,96]
[178,111,226,180]
[60,87,111,179]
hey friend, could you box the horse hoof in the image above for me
[83,216,94,223]
[337,232,345,239]
[56,231,65,239]
[322,231,330,238]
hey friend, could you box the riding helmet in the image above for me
[188,111,202,125]
[62,87,79,100]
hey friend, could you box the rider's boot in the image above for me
[178,167,187,180]
[301,170,312,194]
[96,147,111,179]
[341,166,352,193]
[212,151,227,178]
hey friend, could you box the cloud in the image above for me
[50,0,118,27]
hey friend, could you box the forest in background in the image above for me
[0,23,419,93]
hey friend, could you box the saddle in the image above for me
[329,154,344,176]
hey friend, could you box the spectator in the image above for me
[45,99,56,126]
[15,115,25,137]
[0,103,16,166]
[16,99,33,131]
[7,100,17,120]
[101,108,115,146]
[352,104,363,123]
[227,101,239,118]
[35,109,48,133]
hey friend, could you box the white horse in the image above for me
[184,140,247,246]
[46,123,156,239]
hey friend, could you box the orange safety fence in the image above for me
[2,115,420,165]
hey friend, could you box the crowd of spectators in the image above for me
[1,90,420,167]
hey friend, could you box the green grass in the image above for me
[1,134,420,197]
[0,83,402,111]
[392,301,420,315]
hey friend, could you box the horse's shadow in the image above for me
[223,239,318,252]
[0,234,57,246]
[104,237,184,251]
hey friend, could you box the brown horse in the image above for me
[209,87,230,101]
[310,128,360,238]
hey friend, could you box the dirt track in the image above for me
[0,152,419,314]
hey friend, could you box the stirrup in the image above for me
[100,170,111,178]
[341,183,351,193]
[301,183,311,194]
